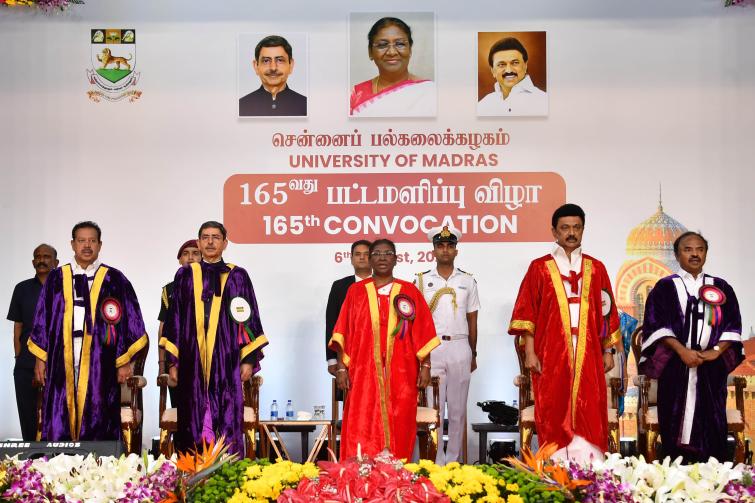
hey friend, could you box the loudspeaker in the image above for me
[0,441,122,460]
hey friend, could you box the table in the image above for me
[259,420,334,463]
[471,423,519,464]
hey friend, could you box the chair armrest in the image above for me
[126,376,147,389]
[608,377,621,410]
[157,373,177,388]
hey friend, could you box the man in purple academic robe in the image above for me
[29,221,148,441]
[640,232,743,462]
[161,221,267,455]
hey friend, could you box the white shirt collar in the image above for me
[677,268,704,281]
[494,74,539,99]
[71,258,101,275]
[551,243,582,273]
[676,268,705,297]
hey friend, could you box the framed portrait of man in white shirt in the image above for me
[477,31,548,117]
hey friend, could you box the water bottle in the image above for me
[270,400,279,420]
[286,399,294,421]
[512,399,519,410]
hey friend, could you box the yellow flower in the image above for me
[507,495,524,503]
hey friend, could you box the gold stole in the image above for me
[191,262,235,389]
[545,258,593,429]
[61,263,109,440]
[365,281,401,450]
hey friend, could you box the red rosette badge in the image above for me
[699,285,726,326]
[391,294,415,339]
[699,285,726,306]
[100,297,122,345]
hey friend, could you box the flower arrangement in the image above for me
[279,450,445,502]
[0,446,754,501]
[0,0,84,9]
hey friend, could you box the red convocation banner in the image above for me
[224,172,565,244]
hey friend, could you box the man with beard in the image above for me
[330,238,439,460]
[415,226,479,465]
[640,232,743,462]
[326,239,371,376]
[161,221,268,455]
[509,204,620,462]
[7,243,59,440]
[477,36,547,116]
[29,221,148,441]
[157,239,202,405]
[239,35,307,116]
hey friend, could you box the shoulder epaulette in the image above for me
[161,286,170,310]
[416,269,431,276]
[457,268,473,276]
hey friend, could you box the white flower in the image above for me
[27,453,167,502]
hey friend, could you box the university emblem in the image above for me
[87,28,141,102]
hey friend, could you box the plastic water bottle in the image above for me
[286,400,294,421]
[270,400,279,420]
[512,399,519,410]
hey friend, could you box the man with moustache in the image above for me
[477,36,547,116]
[415,226,479,465]
[326,239,372,376]
[29,222,148,441]
[509,204,620,462]
[7,244,59,440]
[330,238,439,460]
[161,221,268,455]
[157,239,202,405]
[640,232,743,462]
[239,35,307,116]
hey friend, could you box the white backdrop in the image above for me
[1,0,754,461]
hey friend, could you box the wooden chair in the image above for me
[331,375,441,460]
[631,326,747,462]
[513,334,621,454]
[417,376,442,460]
[120,345,149,454]
[35,346,149,454]
[158,373,262,459]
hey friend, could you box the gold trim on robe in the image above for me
[159,337,179,359]
[366,281,392,450]
[572,259,593,429]
[116,334,149,368]
[545,260,574,366]
[61,264,76,439]
[240,334,268,361]
[328,332,350,366]
[191,262,233,389]
[509,319,536,336]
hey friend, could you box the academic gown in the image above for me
[508,254,621,453]
[329,278,440,460]
[28,264,148,441]
[161,261,268,454]
[640,274,743,462]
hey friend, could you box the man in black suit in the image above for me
[326,240,371,376]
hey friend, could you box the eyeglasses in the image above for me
[199,234,224,242]
[370,251,396,258]
[371,41,409,52]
